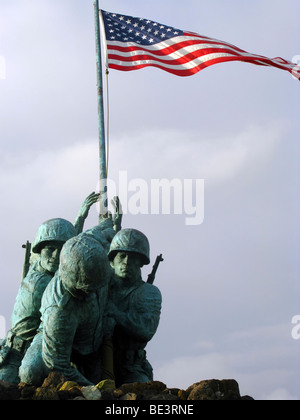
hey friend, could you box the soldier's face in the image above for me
[40,241,64,274]
[112,251,142,281]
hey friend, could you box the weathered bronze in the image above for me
[0,193,101,384]
[106,229,162,387]
[1,196,162,389]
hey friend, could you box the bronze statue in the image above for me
[106,229,162,387]
[19,229,112,386]
[0,192,100,384]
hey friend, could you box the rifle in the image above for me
[147,254,164,285]
[22,241,32,281]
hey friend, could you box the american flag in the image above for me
[100,10,299,80]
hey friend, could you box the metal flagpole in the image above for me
[93,4,116,384]
[93,0,107,218]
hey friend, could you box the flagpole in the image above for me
[93,0,107,218]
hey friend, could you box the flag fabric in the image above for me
[100,10,300,80]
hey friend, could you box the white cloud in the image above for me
[153,323,299,400]
[154,353,232,390]
[0,139,100,213]
[0,122,280,229]
[107,122,283,187]
[263,388,298,401]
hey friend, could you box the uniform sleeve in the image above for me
[42,304,93,386]
[116,284,162,343]
[32,273,52,313]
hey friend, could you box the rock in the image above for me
[18,382,37,400]
[118,381,167,400]
[59,381,80,391]
[120,392,137,400]
[40,372,67,390]
[0,380,21,400]
[33,372,68,400]
[96,379,117,400]
[149,390,180,400]
[34,387,60,400]
[81,385,102,400]
[96,379,116,392]
[113,388,125,399]
[58,388,83,400]
[187,379,241,401]
[178,389,189,400]
[0,376,254,400]
[58,381,83,400]
[241,395,255,400]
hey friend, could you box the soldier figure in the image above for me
[106,229,162,387]
[19,231,111,386]
[0,192,100,384]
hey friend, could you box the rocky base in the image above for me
[0,372,254,400]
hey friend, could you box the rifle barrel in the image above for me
[147,254,164,284]
[22,241,32,280]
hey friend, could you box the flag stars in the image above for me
[103,11,183,44]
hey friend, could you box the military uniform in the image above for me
[107,229,162,387]
[19,232,111,386]
[0,219,76,384]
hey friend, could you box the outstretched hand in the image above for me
[78,192,101,219]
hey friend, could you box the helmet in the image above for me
[108,228,150,266]
[59,233,111,295]
[32,218,77,254]
[84,218,116,253]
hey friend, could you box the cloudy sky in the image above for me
[0,0,299,400]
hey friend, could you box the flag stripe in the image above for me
[108,45,296,73]
[107,35,248,56]
[107,34,296,68]
[108,54,295,77]
[101,10,300,79]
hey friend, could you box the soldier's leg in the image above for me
[0,351,23,384]
[19,333,49,386]
[0,332,29,384]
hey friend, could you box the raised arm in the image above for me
[74,192,100,235]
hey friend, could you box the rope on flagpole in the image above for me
[105,67,110,178]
